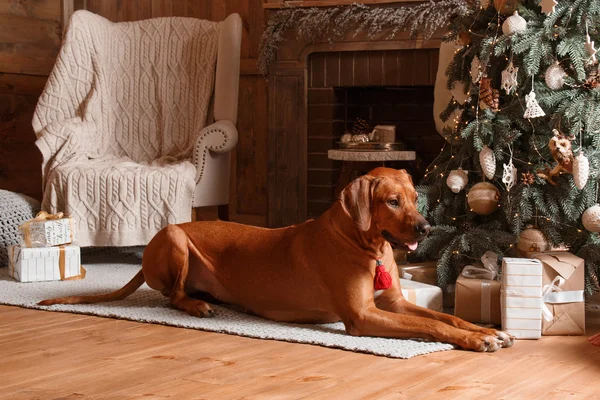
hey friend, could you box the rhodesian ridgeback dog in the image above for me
[40,167,514,352]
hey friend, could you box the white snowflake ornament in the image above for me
[586,34,597,64]
[501,61,519,94]
[479,146,496,180]
[540,0,558,15]
[523,90,546,118]
[471,56,482,84]
[502,161,518,191]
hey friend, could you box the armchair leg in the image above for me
[218,204,230,221]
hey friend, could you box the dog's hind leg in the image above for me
[145,225,215,318]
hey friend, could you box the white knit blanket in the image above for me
[32,11,221,246]
[0,249,454,359]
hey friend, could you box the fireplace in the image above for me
[267,14,444,227]
[306,49,445,218]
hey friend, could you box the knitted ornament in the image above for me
[351,134,369,143]
[501,61,519,94]
[523,90,546,118]
[494,0,521,15]
[467,182,500,215]
[586,34,597,64]
[517,228,549,256]
[446,168,469,193]
[545,62,566,90]
[540,0,558,15]
[573,152,590,190]
[583,205,600,232]
[471,56,482,84]
[502,11,527,35]
[479,77,500,111]
[479,146,496,180]
[374,259,392,290]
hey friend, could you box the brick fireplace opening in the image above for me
[306,50,446,218]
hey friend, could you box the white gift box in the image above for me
[501,258,543,339]
[400,278,443,312]
[7,245,84,282]
[19,212,77,248]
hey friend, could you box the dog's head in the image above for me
[340,167,430,251]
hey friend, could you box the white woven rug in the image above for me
[0,248,454,359]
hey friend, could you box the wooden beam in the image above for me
[263,0,426,9]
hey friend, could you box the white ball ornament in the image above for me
[502,11,527,36]
[583,205,600,232]
[467,182,500,215]
[573,152,590,190]
[446,168,469,193]
[545,61,566,90]
[479,146,496,180]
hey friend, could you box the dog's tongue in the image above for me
[406,242,418,251]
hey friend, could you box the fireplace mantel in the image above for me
[266,4,444,227]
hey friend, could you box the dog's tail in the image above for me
[37,270,146,306]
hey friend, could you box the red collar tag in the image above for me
[374,259,392,290]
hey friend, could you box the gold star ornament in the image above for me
[540,0,558,15]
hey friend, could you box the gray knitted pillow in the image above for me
[0,190,41,267]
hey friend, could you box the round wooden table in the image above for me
[327,149,416,197]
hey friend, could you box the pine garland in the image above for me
[258,1,472,74]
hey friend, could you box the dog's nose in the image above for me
[415,222,431,236]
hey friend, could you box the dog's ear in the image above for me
[340,175,378,231]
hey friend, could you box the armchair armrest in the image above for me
[192,120,238,183]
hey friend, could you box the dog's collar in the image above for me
[374,259,392,290]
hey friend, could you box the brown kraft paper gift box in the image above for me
[454,275,501,325]
[532,252,585,335]
[397,261,437,286]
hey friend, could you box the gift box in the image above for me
[8,244,85,282]
[400,278,443,312]
[454,275,501,325]
[398,261,437,286]
[501,258,543,339]
[532,252,585,335]
[19,211,76,248]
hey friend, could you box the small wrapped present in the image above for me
[8,244,85,282]
[400,278,443,312]
[454,275,501,325]
[501,258,543,339]
[532,252,585,335]
[19,211,77,248]
[398,261,437,286]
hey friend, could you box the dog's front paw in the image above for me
[494,330,515,348]
[461,333,503,352]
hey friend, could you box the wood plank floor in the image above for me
[1,305,600,399]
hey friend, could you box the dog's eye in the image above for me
[387,199,400,208]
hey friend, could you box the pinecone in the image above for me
[479,78,500,111]
[352,118,371,135]
[521,172,535,185]
[584,69,600,89]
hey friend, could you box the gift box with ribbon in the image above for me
[400,278,443,312]
[501,258,543,339]
[19,211,77,248]
[8,244,85,282]
[532,252,585,336]
[398,261,437,286]
[454,252,502,325]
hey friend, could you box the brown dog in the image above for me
[40,167,513,352]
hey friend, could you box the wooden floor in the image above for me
[1,305,600,399]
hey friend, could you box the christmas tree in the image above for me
[416,0,600,293]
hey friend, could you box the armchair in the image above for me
[32,10,242,247]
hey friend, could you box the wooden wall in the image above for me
[0,0,269,225]
[0,0,62,200]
